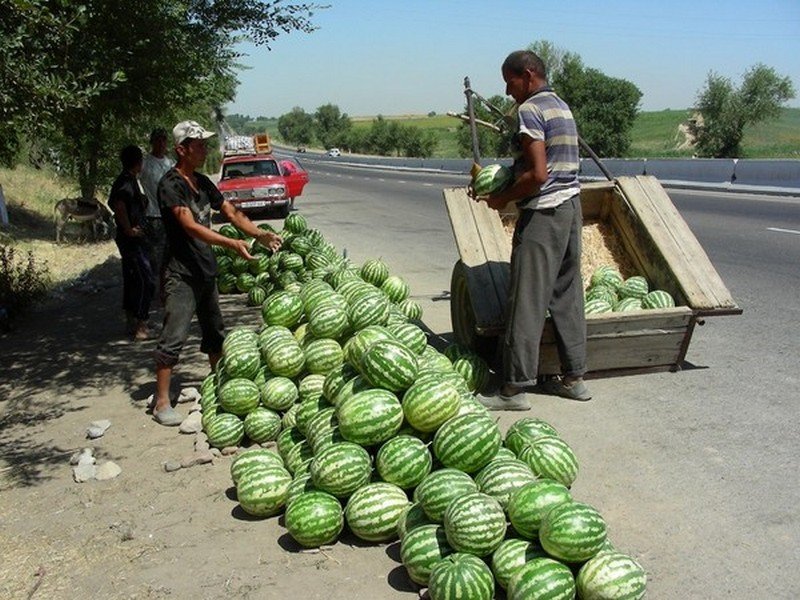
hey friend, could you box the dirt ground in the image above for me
[0,254,436,600]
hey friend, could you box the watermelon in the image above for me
[247,285,268,307]
[375,435,432,490]
[236,464,292,517]
[380,275,410,303]
[283,439,314,476]
[507,557,576,600]
[433,413,502,474]
[307,302,349,340]
[491,538,548,590]
[590,265,623,290]
[261,290,304,328]
[474,458,537,510]
[295,396,333,437]
[298,373,326,403]
[414,468,479,523]
[322,363,359,405]
[265,338,306,378]
[285,472,316,508]
[337,388,404,447]
[618,275,649,299]
[284,213,308,234]
[586,285,618,306]
[450,353,490,393]
[281,403,299,429]
[219,223,242,239]
[284,491,344,548]
[276,426,304,461]
[585,298,613,314]
[576,551,647,600]
[347,292,390,331]
[359,339,418,392]
[539,501,608,563]
[397,298,423,321]
[303,407,338,453]
[505,417,560,457]
[507,480,572,540]
[230,448,284,485]
[279,252,304,273]
[642,289,675,309]
[472,163,513,196]
[344,482,410,542]
[217,272,237,294]
[401,378,460,433]
[613,297,643,312]
[396,501,434,541]
[222,337,261,380]
[260,376,298,412]
[204,413,244,449]
[518,435,579,487]
[400,524,455,586]
[428,552,495,600]
[235,272,256,293]
[359,258,390,287]
[304,338,344,375]
[343,325,393,369]
[219,378,261,416]
[386,322,427,355]
[243,407,282,443]
[310,441,372,499]
[442,492,507,557]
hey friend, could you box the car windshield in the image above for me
[223,160,279,179]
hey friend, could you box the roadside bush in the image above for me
[0,245,51,320]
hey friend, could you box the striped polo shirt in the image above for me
[512,86,580,210]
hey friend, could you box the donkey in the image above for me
[53,197,113,243]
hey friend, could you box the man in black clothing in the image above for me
[108,145,155,340]
[151,120,282,426]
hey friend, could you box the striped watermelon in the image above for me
[230,448,284,485]
[443,492,507,557]
[586,285,618,306]
[307,302,349,340]
[222,338,261,380]
[284,213,308,234]
[359,258,390,287]
[303,338,344,375]
[280,403,299,429]
[433,413,502,474]
[642,289,675,309]
[491,538,548,590]
[396,502,434,541]
[284,491,344,548]
[285,472,316,508]
[321,363,359,405]
[380,275,410,303]
[260,376,298,411]
[400,524,455,585]
[474,458,537,510]
[310,425,345,455]
[539,501,608,563]
[279,252,304,273]
[507,557,576,600]
[428,552,495,600]
[347,292,390,330]
[386,322,427,355]
[359,339,419,392]
[298,373,326,402]
[344,482,410,542]
[283,439,314,476]
[576,551,647,600]
[472,163,513,196]
[243,407,282,443]
[261,290,304,328]
[276,426,304,461]
[303,407,338,453]
[491,445,517,462]
[401,378,460,433]
[397,298,423,321]
[217,272,237,294]
[451,353,490,393]
[343,325,393,369]
[329,374,371,409]
[258,324,294,356]
[505,417,560,457]
[309,441,372,499]
[236,464,292,517]
[519,435,579,487]
[613,297,643,312]
[590,265,624,290]
[235,272,256,293]
[337,388,404,447]
[299,279,334,311]
[247,285,268,307]
[414,468,479,522]
[205,413,245,449]
[219,378,261,416]
[265,338,306,378]
[375,435,432,490]
[585,298,613,314]
[618,275,649,299]
[295,396,333,437]
[507,480,572,540]
[417,345,454,374]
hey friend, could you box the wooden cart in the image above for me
[443,175,742,377]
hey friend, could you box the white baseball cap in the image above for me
[173,120,216,145]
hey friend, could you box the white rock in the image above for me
[164,460,182,473]
[188,401,202,414]
[73,463,97,483]
[70,448,95,466]
[177,387,201,404]
[210,448,222,458]
[95,461,122,481]
[86,419,112,439]
[178,411,203,434]
[180,451,214,468]
[221,446,238,456]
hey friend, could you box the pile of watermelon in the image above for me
[198,214,646,599]
[585,265,676,314]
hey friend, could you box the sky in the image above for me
[228,0,800,119]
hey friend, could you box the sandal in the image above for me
[153,406,183,426]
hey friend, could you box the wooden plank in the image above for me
[615,176,740,315]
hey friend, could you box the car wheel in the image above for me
[277,204,290,218]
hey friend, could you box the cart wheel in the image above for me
[450,260,499,365]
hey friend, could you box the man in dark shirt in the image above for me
[108,145,155,340]
[151,120,282,426]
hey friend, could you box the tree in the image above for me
[314,104,351,149]
[1,0,323,198]
[278,107,316,146]
[689,64,795,158]
[455,95,515,159]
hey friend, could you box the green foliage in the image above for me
[689,64,796,158]
[455,95,516,159]
[0,245,51,318]
[278,107,316,146]
[314,104,352,149]
[343,116,437,157]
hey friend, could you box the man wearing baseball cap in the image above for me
[150,120,282,426]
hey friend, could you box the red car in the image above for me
[217,153,309,218]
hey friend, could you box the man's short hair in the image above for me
[120,145,143,170]
[503,50,547,79]
[149,128,168,144]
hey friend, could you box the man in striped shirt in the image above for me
[475,50,591,409]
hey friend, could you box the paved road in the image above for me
[268,159,800,598]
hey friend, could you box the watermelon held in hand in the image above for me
[472,163,514,196]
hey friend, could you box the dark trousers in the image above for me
[503,195,587,385]
[144,217,166,292]
[155,270,225,368]
[120,244,155,321]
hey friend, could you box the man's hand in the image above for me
[256,230,282,253]
[471,190,508,212]
[229,238,254,260]
[126,225,144,238]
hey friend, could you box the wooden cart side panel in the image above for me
[443,187,510,331]
[615,176,740,314]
